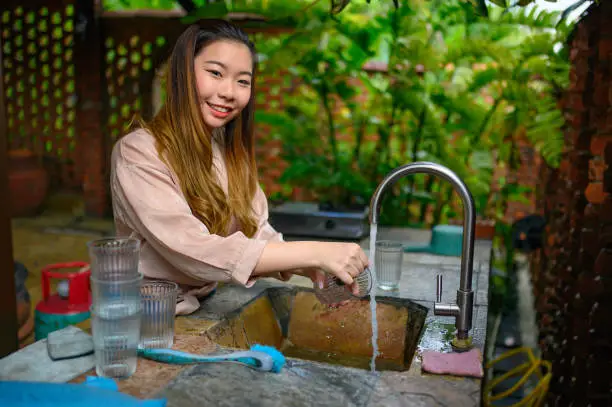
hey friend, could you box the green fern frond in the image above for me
[468,67,501,92]
[445,38,515,66]
[523,98,565,167]
[498,7,562,28]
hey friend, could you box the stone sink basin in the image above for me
[205,286,428,371]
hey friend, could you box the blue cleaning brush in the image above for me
[137,344,286,373]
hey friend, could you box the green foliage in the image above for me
[102,0,573,230]
[102,0,595,23]
[103,0,186,10]
[329,0,595,21]
[254,0,572,228]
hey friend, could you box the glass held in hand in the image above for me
[313,267,373,305]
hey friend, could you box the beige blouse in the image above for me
[110,129,290,315]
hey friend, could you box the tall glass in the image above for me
[91,302,141,379]
[375,240,404,291]
[87,238,141,280]
[90,273,143,312]
[139,281,179,349]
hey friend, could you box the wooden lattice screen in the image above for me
[100,15,183,144]
[1,2,79,188]
[0,0,188,215]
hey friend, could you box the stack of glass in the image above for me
[88,238,142,379]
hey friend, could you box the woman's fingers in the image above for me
[359,250,370,269]
[335,269,354,286]
[349,262,363,278]
[305,269,327,289]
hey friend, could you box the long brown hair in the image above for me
[142,20,259,237]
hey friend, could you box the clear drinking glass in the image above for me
[314,267,372,305]
[90,273,143,312]
[139,281,179,349]
[87,238,141,280]
[91,302,141,379]
[375,240,404,291]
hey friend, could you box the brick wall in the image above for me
[531,2,612,404]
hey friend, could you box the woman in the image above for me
[110,19,369,315]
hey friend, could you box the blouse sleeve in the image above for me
[252,185,283,242]
[110,133,268,286]
[251,184,293,282]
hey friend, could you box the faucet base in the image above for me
[451,336,474,352]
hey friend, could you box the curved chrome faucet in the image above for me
[369,162,476,345]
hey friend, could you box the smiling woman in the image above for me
[196,41,254,127]
[109,19,370,315]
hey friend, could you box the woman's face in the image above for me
[194,39,253,130]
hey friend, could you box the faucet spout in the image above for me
[369,162,476,345]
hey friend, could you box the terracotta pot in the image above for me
[475,219,496,240]
[8,149,49,217]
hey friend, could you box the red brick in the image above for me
[590,135,612,155]
[568,93,585,111]
[589,157,607,182]
[606,108,612,131]
[599,40,612,59]
[585,182,607,204]
[593,79,610,107]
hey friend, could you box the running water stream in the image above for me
[368,224,379,372]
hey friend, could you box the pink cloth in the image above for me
[421,348,484,378]
[110,129,291,315]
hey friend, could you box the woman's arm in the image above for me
[253,241,366,285]
[250,185,368,285]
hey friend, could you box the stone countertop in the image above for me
[151,229,492,407]
[71,227,492,406]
